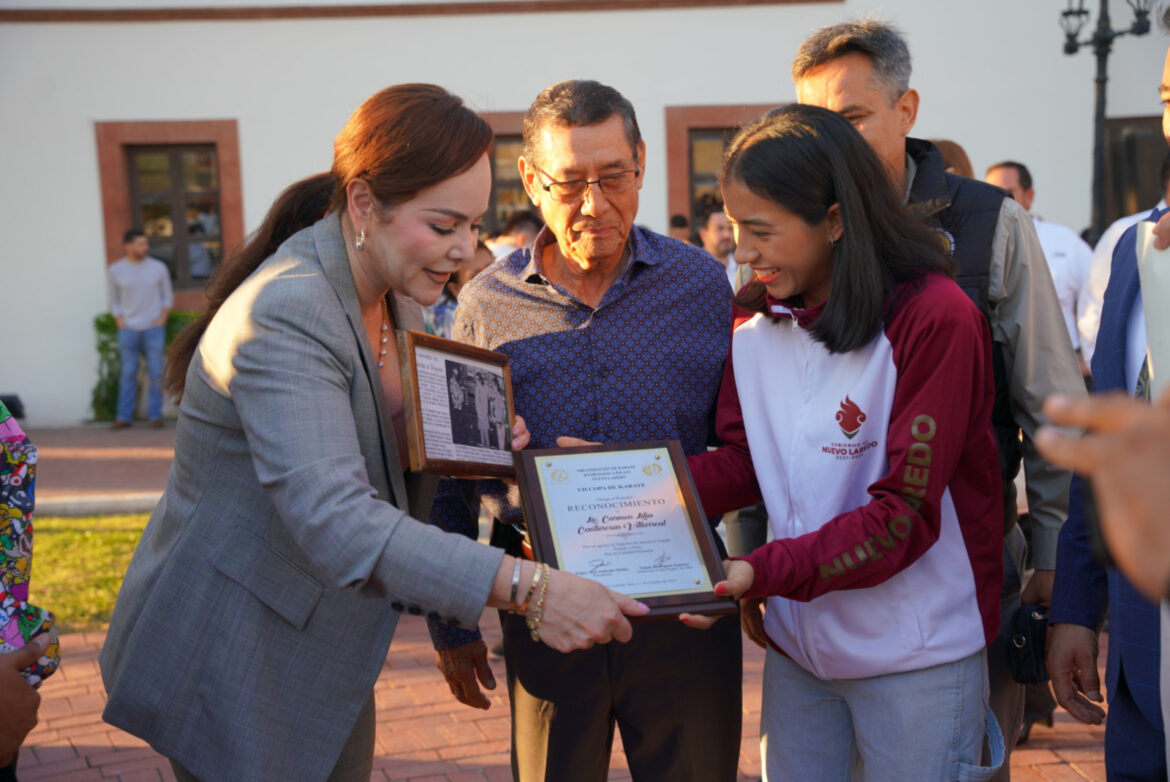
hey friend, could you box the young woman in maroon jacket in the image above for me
[682,104,1005,781]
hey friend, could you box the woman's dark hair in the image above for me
[724,103,953,353]
[166,84,493,398]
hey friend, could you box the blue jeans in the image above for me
[116,326,165,422]
[761,646,1004,782]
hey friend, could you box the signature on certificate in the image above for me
[588,559,611,575]
[652,552,671,568]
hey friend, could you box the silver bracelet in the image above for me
[508,558,523,612]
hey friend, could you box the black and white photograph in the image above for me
[446,361,509,452]
[397,329,515,477]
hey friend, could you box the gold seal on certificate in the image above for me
[515,440,736,619]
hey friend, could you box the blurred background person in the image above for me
[424,239,495,339]
[1078,151,1170,369]
[486,209,543,259]
[985,161,1093,378]
[931,138,975,178]
[107,229,172,429]
[697,203,752,291]
[1043,19,1170,775]
[1038,388,1170,605]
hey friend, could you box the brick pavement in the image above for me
[18,423,1107,780]
[16,615,1107,782]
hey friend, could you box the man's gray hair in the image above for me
[792,18,912,105]
[522,79,642,167]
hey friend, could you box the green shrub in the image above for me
[91,310,200,422]
[91,314,120,422]
[166,309,200,343]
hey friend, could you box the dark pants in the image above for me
[1106,664,1168,781]
[987,529,1027,782]
[501,609,742,782]
[723,502,768,557]
[1016,512,1057,726]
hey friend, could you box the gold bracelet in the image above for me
[517,561,541,615]
[526,563,551,642]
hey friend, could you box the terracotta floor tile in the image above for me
[15,620,1112,780]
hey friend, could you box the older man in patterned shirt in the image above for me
[426,80,740,782]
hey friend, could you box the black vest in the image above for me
[906,139,1020,531]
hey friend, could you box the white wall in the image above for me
[2,0,1166,424]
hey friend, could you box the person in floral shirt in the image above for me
[0,401,58,779]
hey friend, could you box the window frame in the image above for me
[95,120,244,310]
[664,104,775,227]
[481,112,527,235]
[1104,115,1164,223]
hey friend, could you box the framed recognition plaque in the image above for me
[397,330,516,478]
[514,440,736,619]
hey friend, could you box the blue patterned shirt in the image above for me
[423,290,458,339]
[426,225,732,649]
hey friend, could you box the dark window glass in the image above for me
[488,134,526,233]
[139,201,175,238]
[182,148,218,191]
[688,128,736,222]
[133,152,172,192]
[127,144,223,290]
[1104,116,1164,223]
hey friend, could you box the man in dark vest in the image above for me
[791,18,1086,780]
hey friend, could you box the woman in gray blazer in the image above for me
[99,84,647,782]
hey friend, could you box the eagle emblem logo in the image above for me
[835,396,867,440]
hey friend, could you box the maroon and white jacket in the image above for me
[690,273,1003,680]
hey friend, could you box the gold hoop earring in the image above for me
[355,229,366,252]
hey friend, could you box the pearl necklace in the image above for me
[377,298,390,368]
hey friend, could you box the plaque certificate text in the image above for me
[516,441,735,618]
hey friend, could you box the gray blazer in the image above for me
[100,213,504,781]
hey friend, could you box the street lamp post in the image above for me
[1061,0,1151,244]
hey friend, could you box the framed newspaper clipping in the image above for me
[397,330,516,478]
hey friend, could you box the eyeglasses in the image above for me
[534,166,641,203]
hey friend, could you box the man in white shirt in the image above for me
[986,162,1093,376]
[106,229,173,428]
[1077,153,1170,367]
[697,205,751,291]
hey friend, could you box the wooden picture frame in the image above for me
[514,440,736,620]
[397,330,516,478]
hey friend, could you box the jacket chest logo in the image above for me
[822,396,880,461]
[933,227,956,256]
[836,396,867,439]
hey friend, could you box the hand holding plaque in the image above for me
[514,440,737,620]
[678,559,756,631]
